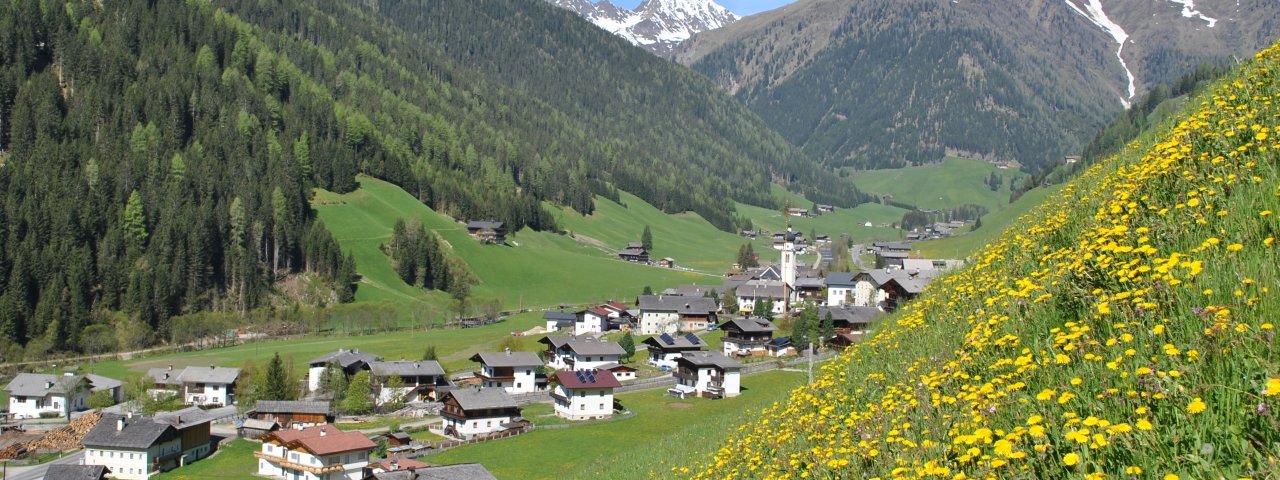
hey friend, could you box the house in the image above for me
[176,366,239,406]
[248,400,334,429]
[739,230,758,238]
[551,370,620,420]
[662,284,722,298]
[575,307,610,335]
[86,374,125,405]
[307,348,382,392]
[543,311,577,332]
[4,373,93,419]
[902,258,965,272]
[657,257,676,268]
[367,457,431,476]
[637,295,719,335]
[642,332,707,369]
[44,465,110,479]
[368,360,446,404]
[825,272,857,307]
[438,388,523,439]
[817,204,835,213]
[465,221,507,245]
[734,281,788,315]
[370,464,498,480]
[671,352,742,398]
[818,305,886,348]
[766,337,796,357]
[795,276,826,302]
[256,425,376,480]
[594,363,637,381]
[82,407,216,479]
[880,275,931,312]
[875,251,911,268]
[383,431,413,447]
[238,419,279,439]
[617,242,649,263]
[786,207,809,217]
[719,318,779,357]
[872,241,913,252]
[538,335,625,371]
[469,351,544,393]
[145,366,183,397]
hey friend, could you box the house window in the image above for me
[516,382,522,389]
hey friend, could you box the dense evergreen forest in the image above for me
[0,0,861,356]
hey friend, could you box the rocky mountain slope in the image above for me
[548,0,738,54]
[675,0,1280,169]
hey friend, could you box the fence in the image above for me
[422,426,531,454]
[615,375,677,393]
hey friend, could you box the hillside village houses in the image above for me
[256,425,376,480]
[616,242,650,263]
[144,365,240,406]
[818,305,886,348]
[470,351,545,393]
[552,369,621,421]
[543,311,577,332]
[82,407,217,479]
[671,351,742,399]
[248,400,334,429]
[465,220,507,244]
[367,360,447,404]
[307,348,382,392]
[636,295,718,334]
[538,335,625,371]
[642,332,708,370]
[719,318,780,357]
[5,373,122,419]
[439,388,524,440]
[576,306,611,335]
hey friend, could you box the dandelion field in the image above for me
[682,42,1280,479]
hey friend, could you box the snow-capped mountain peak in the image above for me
[548,0,739,55]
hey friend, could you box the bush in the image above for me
[39,411,62,418]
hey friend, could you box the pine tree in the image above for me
[619,331,636,362]
[341,371,373,415]
[262,352,292,401]
[123,190,148,252]
[422,345,438,360]
[819,311,835,350]
[641,225,653,252]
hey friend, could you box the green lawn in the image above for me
[157,439,258,479]
[314,176,709,311]
[849,156,1017,212]
[427,369,807,480]
[913,184,1065,259]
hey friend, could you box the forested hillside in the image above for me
[0,0,856,358]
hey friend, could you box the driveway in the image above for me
[4,450,84,480]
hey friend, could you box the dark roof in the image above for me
[387,431,412,441]
[154,406,218,428]
[4,373,89,397]
[308,348,383,368]
[145,368,182,386]
[817,306,886,326]
[826,272,857,287]
[537,336,625,356]
[663,284,723,297]
[618,247,648,256]
[372,464,498,480]
[554,370,621,389]
[637,295,718,315]
[469,351,543,368]
[768,337,793,347]
[175,366,240,384]
[82,414,175,449]
[641,332,705,350]
[543,312,577,321]
[735,282,786,300]
[86,374,123,392]
[251,400,332,415]
[882,276,931,294]
[878,251,911,259]
[719,318,778,334]
[466,221,505,231]
[675,351,743,370]
[445,388,518,411]
[368,360,446,378]
[44,465,109,479]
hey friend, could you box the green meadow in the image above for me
[848,156,1017,211]
[912,184,1064,259]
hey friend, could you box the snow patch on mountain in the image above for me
[547,0,739,54]
[1065,0,1136,108]
[1168,0,1217,27]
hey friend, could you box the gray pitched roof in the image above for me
[641,332,705,350]
[85,374,123,392]
[675,351,743,370]
[82,414,174,449]
[368,360,446,377]
[637,295,718,315]
[537,336,626,356]
[240,419,279,430]
[796,277,826,288]
[663,284,723,297]
[470,351,543,368]
[542,311,577,321]
[818,306,886,326]
[154,406,218,428]
[466,221,504,230]
[734,281,786,300]
[720,318,778,334]
[146,367,182,386]
[826,272,857,287]
[372,464,498,480]
[176,366,240,385]
[447,388,518,411]
[44,465,109,479]
[4,373,87,397]
[251,400,332,415]
[307,349,383,368]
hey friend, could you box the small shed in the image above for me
[237,418,279,439]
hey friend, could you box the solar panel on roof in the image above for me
[660,333,675,345]
[586,372,596,383]
[684,333,700,345]
[575,371,586,383]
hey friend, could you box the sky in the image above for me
[610,0,797,16]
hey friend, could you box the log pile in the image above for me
[0,411,102,459]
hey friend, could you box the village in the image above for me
[0,225,962,480]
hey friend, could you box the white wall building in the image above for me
[575,308,609,336]
[4,373,92,419]
[538,335,625,371]
[637,295,718,335]
[552,370,620,421]
[256,425,376,480]
[306,348,382,392]
[176,366,239,406]
[439,388,523,440]
[469,351,543,394]
[673,352,743,398]
[82,408,215,480]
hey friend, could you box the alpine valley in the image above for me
[546,0,739,54]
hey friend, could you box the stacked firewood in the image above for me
[0,411,102,458]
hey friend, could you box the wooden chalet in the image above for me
[465,221,507,244]
[718,317,778,357]
[617,242,649,263]
[248,400,334,428]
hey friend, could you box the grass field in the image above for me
[314,176,709,311]
[912,184,1065,259]
[848,157,1017,212]
[156,439,258,479]
[427,369,807,479]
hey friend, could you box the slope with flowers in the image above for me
[683,40,1280,480]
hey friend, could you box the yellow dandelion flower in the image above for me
[1265,378,1280,396]
[1063,453,1080,466]
[1188,397,1207,414]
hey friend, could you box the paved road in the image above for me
[4,451,84,480]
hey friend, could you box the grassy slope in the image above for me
[314,176,709,309]
[428,369,806,479]
[912,184,1065,259]
[685,44,1280,479]
[156,439,258,479]
[849,157,1016,211]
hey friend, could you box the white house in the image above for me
[734,281,788,315]
[306,348,382,392]
[256,425,376,480]
[82,407,216,480]
[575,307,610,335]
[718,318,779,357]
[594,363,638,381]
[825,272,857,307]
[641,332,707,370]
[367,360,446,404]
[176,366,239,406]
[439,388,523,440]
[4,373,93,419]
[469,351,544,394]
[672,351,743,399]
[543,312,577,333]
[551,370,620,420]
[537,335,625,371]
[637,295,718,335]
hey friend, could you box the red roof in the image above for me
[603,302,629,312]
[555,370,620,389]
[270,425,376,456]
[587,306,612,317]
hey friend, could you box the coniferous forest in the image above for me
[0,0,864,356]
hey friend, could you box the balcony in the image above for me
[722,336,771,346]
[253,451,347,475]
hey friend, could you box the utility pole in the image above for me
[807,343,814,385]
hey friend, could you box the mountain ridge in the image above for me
[548,0,738,55]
